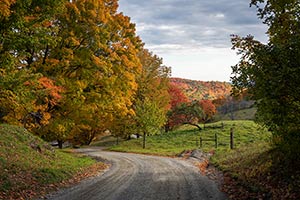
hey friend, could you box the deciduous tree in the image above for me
[199,99,216,126]
[231,0,300,159]
[168,101,204,131]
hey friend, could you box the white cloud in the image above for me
[118,0,268,81]
[212,13,225,19]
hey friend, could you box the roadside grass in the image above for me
[211,141,300,199]
[106,120,271,156]
[0,124,105,199]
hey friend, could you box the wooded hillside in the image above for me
[170,78,232,100]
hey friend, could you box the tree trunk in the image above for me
[57,139,63,149]
[184,123,202,131]
[86,131,96,145]
[143,132,146,149]
[165,124,170,133]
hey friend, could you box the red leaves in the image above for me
[168,82,189,109]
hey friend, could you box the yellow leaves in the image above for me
[128,108,136,117]
[66,2,80,16]
[77,124,92,131]
[57,124,66,133]
[0,0,16,18]
[75,80,88,90]
[66,36,81,47]
[40,112,51,125]
[92,55,105,66]
[44,58,60,70]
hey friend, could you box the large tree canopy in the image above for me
[0,0,171,147]
[231,0,300,158]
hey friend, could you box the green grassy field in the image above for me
[106,120,271,156]
[0,124,104,199]
[214,107,257,121]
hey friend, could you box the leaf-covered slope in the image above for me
[0,124,99,199]
[170,77,232,100]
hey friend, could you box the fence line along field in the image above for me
[96,120,271,156]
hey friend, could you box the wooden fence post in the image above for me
[230,127,234,149]
[215,133,218,148]
[200,137,203,148]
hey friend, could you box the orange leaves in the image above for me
[197,159,209,175]
[24,15,37,22]
[38,77,64,106]
[41,20,53,28]
[199,99,217,121]
[170,78,232,100]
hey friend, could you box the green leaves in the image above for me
[231,0,300,159]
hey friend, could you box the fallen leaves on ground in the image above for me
[180,149,300,200]
[0,162,108,200]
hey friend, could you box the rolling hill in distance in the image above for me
[170,77,232,100]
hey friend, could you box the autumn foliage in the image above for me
[0,0,170,146]
[166,79,220,131]
[168,82,189,109]
[199,100,216,123]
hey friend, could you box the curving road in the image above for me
[45,148,227,200]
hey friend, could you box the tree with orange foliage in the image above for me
[199,99,217,127]
[165,83,189,131]
[0,0,65,126]
[167,101,203,131]
[168,83,189,109]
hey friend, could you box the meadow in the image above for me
[106,120,271,156]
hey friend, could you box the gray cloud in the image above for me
[118,0,268,53]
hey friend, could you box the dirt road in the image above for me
[45,148,227,200]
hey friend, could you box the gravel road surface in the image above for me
[45,147,227,200]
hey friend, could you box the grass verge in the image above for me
[211,141,300,199]
[0,124,106,199]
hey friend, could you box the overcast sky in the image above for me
[118,0,268,82]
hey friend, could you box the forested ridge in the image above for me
[170,77,232,100]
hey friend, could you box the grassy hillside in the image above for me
[170,77,232,100]
[0,124,105,199]
[214,107,257,121]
